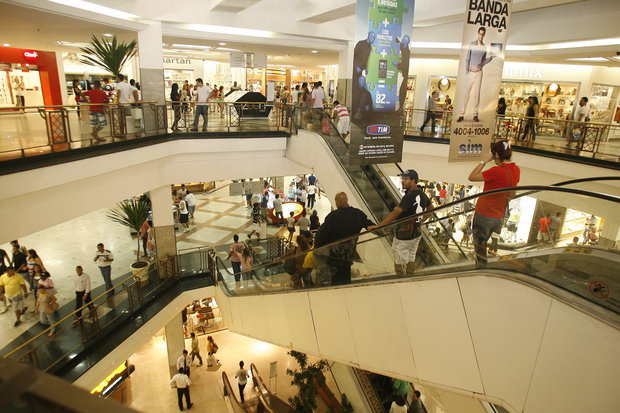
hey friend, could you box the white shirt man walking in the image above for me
[170,367,193,411]
[93,243,114,298]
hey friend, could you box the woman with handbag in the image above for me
[206,335,221,367]
[35,287,57,337]
[468,140,520,267]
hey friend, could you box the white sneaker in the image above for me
[183,228,190,233]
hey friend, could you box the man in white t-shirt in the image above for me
[311,81,326,109]
[568,97,590,148]
[114,74,138,104]
[191,78,211,132]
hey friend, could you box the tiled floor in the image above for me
[127,329,340,413]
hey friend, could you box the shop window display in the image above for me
[589,83,619,123]
[499,81,580,119]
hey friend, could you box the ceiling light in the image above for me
[566,57,610,62]
[2,43,9,47]
[185,24,273,38]
[216,47,241,52]
[311,50,318,53]
[218,42,226,46]
[171,44,212,50]
[56,40,91,48]
[103,33,113,37]
[48,0,138,20]
[411,42,461,49]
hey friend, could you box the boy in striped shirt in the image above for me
[332,101,350,138]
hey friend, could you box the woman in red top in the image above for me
[468,140,520,266]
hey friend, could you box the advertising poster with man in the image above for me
[350,0,414,165]
[449,0,512,162]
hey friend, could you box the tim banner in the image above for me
[448,0,512,162]
[350,0,414,165]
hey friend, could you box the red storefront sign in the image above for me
[23,50,39,63]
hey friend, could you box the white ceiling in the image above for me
[1,0,619,68]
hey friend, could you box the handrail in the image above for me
[0,101,158,111]
[222,371,248,413]
[3,256,168,359]
[214,185,620,276]
[250,363,278,413]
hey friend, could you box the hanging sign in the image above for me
[448,0,512,162]
[349,0,414,165]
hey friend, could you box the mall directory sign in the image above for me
[449,0,512,162]
[350,0,414,165]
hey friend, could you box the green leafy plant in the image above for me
[79,35,137,77]
[286,350,329,413]
[107,199,150,264]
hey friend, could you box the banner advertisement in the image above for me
[350,0,414,165]
[448,0,512,162]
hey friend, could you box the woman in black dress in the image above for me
[170,83,181,131]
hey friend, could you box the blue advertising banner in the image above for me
[350,0,414,165]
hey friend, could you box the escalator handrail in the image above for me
[214,184,619,276]
[250,363,279,413]
[222,371,248,412]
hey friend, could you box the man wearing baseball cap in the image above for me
[368,169,430,275]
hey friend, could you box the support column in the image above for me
[137,21,165,132]
[164,312,186,377]
[337,41,354,107]
[150,185,177,261]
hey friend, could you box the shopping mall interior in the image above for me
[0,0,618,412]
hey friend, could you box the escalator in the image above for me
[212,184,620,413]
[293,109,463,269]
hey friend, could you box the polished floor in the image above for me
[127,328,340,413]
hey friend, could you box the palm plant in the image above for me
[79,35,137,77]
[107,199,150,265]
[287,350,330,413]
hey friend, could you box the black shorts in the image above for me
[180,213,189,223]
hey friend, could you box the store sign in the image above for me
[449,0,512,162]
[503,64,543,79]
[23,50,38,63]
[163,57,192,66]
[349,0,414,165]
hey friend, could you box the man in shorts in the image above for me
[81,80,109,142]
[537,214,551,248]
[0,267,29,327]
[369,170,430,275]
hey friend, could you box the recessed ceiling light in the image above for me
[171,44,212,50]
[103,33,113,37]
[311,50,318,53]
[566,57,609,62]
[48,0,138,20]
[218,42,226,46]
[2,43,9,47]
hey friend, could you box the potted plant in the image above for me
[107,199,151,281]
[79,35,137,78]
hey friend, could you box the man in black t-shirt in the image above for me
[369,170,430,275]
[314,192,374,286]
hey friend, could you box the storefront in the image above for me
[428,75,456,110]
[0,47,63,107]
[499,80,580,118]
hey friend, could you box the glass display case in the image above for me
[589,83,619,123]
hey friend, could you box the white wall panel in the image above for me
[308,289,359,365]
[283,293,319,354]
[523,300,620,413]
[264,293,291,348]
[215,286,233,330]
[345,284,416,377]
[238,295,270,341]
[228,293,245,333]
[458,276,552,412]
[399,278,484,394]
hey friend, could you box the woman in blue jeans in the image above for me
[468,140,520,266]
